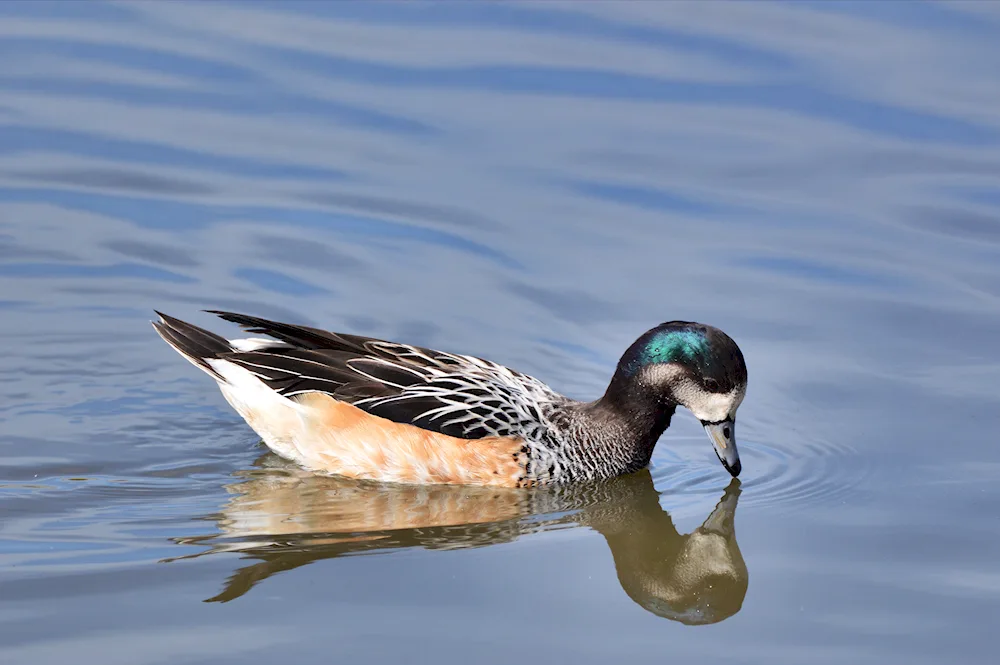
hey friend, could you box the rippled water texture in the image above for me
[2,3,999,663]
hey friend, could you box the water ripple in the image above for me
[651,435,870,514]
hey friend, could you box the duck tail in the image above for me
[152,311,232,382]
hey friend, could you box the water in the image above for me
[1,2,999,662]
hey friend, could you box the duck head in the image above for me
[614,322,748,476]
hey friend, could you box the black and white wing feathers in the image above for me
[210,311,564,441]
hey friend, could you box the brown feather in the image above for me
[292,394,527,487]
[214,362,528,487]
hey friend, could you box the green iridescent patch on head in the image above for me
[639,329,709,368]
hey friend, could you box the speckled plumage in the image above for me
[153,312,748,486]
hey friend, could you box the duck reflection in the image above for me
[170,454,747,624]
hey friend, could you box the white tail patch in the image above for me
[229,337,288,352]
[208,359,306,462]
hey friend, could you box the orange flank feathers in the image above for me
[224,387,528,487]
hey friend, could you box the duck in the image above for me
[153,310,748,487]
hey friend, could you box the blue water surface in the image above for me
[1,2,999,663]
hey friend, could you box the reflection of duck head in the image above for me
[169,455,747,623]
[578,472,747,624]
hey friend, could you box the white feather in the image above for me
[208,358,305,461]
[229,337,288,352]
[642,364,744,423]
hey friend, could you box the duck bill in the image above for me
[702,419,741,477]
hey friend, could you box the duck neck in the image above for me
[577,367,676,472]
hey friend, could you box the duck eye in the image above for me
[704,378,720,392]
